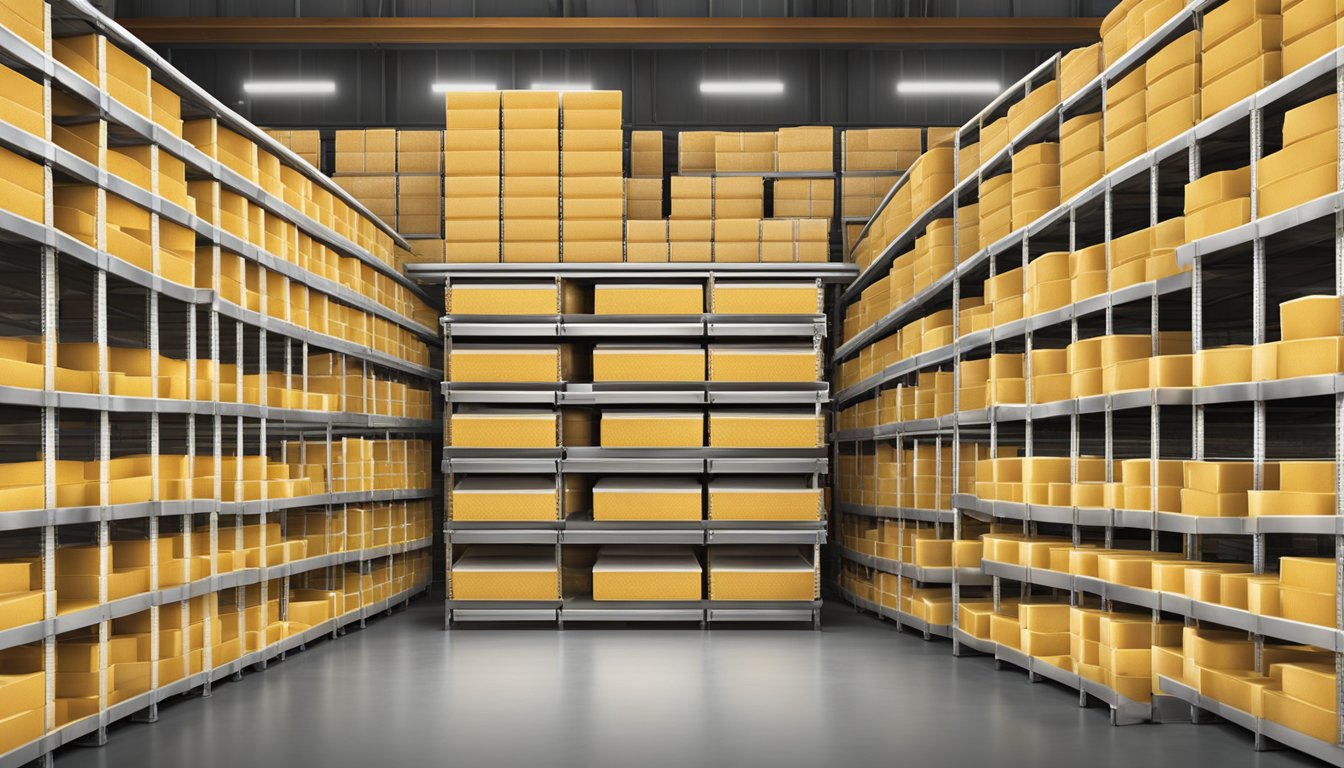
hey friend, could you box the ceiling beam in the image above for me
[118,16,1101,46]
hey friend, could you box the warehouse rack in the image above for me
[830,0,1344,761]
[0,2,439,765]
[416,262,851,628]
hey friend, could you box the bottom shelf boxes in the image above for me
[707,545,815,601]
[591,546,703,601]
[451,546,560,601]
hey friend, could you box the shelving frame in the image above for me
[415,261,854,628]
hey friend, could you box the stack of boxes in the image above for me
[561,91,624,262]
[1200,0,1282,119]
[263,129,321,168]
[715,131,776,172]
[1009,142,1059,231]
[395,130,442,236]
[333,129,396,224]
[1104,63,1147,171]
[670,175,714,261]
[1144,32,1199,150]
[1060,113,1103,201]
[1255,93,1337,216]
[777,126,834,172]
[677,130,718,172]
[1283,0,1344,73]
[444,91,502,262]
[627,129,663,220]
[502,91,561,262]
[1183,166,1250,241]
[775,178,834,222]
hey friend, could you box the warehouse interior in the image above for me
[0,0,1342,766]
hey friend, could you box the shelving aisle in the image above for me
[832,0,1344,764]
[0,1,437,765]
[410,260,855,626]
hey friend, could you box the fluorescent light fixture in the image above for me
[896,79,1001,96]
[700,80,784,95]
[531,82,592,91]
[431,82,497,93]
[242,80,336,96]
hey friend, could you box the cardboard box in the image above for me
[593,477,702,521]
[601,411,704,448]
[592,549,703,600]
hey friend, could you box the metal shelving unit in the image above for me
[0,3,439,766]
[418,263,849,627]
[830,0,1344,761]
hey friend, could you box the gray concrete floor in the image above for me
[54,593,1318,768]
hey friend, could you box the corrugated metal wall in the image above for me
[166,46,1063,130]
[117,0,1117,17]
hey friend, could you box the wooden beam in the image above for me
[119,16,1101,46]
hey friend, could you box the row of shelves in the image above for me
[835,372,1344,441]
[0,214,438,380]
[838,30,1344,342]
[4,0,428,299]
[839,0,1243,304]
[980,557,1343,651]
[0,538,433,654]
[0,117,436,340]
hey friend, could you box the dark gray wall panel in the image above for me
[162,44,1059,130]
[117,0,1119,15]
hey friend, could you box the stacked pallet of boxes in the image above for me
[503,91,561,262]
[829,0,1344,760]
[0,5,435,763]
[436,230,846,624]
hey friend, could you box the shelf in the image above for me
[0,489,433,533]
[446,519,826,545]
[442,314,826,339]
[442,381,829,406]
[677,170,836,179]
[981,558,1344,651]
[835,503,955,524]
[838,546,992,586]
[410,261,858,283]
[0,384,435,430]
[956,491,1344,536]
[834,584,952,639]
[0,538,432,654]
[833,270,1191,404]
